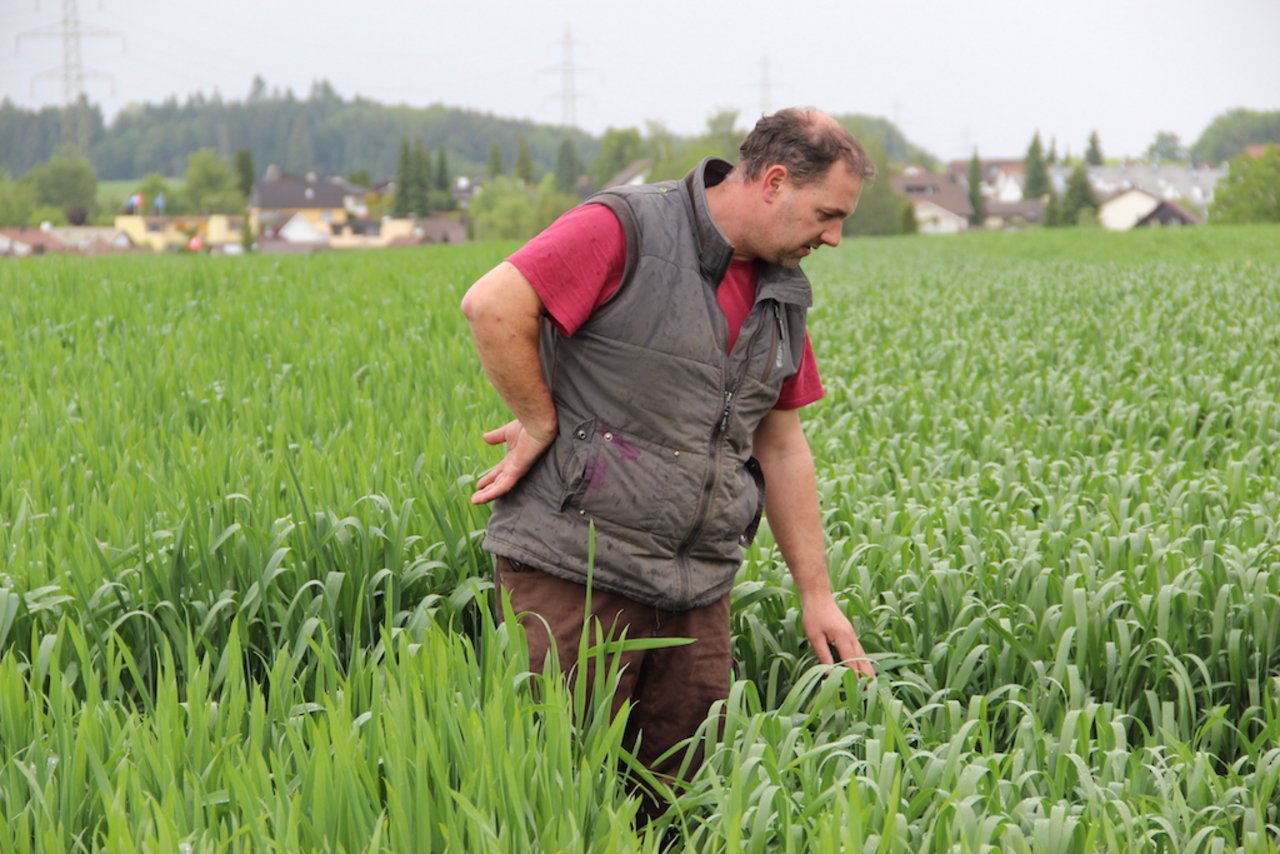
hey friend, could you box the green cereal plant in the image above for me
[2,226,1280,848]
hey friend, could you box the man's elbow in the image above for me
[462,279,507,332]
[461,262,539,328]
[460,282,484,322]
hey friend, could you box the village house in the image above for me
[898,161,1045,232]
[449,175,486,209]
[1,225,141,256]
[412,216,468,245]
[251,167,465,251]
[891,167,973,234]
[114,213,245,252]
[947,159,1027,202]
[0,226,69,256]
[1097,188,1202,230]
[250,166,369,237]
[895,154,1223,233]
[983,199,1045,229]
[1057,162,1223,212]
[45,225,136,254]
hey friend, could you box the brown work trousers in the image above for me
[495,556,731,802]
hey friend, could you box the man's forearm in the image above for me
[759,441,833,600]
[460,261,557,438]
[753,408,873,673]
[752,408,835,597]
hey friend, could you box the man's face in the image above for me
[766,163,863,267]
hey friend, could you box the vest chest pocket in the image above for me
[558,418,697,536]
[757,302,796,387]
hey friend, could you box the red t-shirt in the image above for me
[508,204,824,410]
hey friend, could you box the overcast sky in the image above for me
[3,0,1278,162]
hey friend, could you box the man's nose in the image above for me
[822,224,842,247]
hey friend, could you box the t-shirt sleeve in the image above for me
[773,334,825,410]
[506,204,625,337]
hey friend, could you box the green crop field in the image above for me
[2,225,1279,851]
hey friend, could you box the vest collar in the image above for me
[686,161,737,289]
[756,257,813,308]
[685,157,736,285]
[684,157,813,309]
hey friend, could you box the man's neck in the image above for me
[705,175,757,261]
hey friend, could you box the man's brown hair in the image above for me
[738,108,876,186]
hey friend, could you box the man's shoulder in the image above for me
[589,178,684,205]
[584,179,688,247]
[513,203,625,258]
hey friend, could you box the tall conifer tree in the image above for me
[1042,187,1061,228]
[394,137,411,217]
[1023,132,1048,199]
[410,139,430,216]
[1061,162,1097,225]
[554,139,582,195]
[487,141,504,177]
[515,135,535,186]
[967,152,985,227]
[435,148,450,192]
[1086,131,1104,166]
[234,149,255,201]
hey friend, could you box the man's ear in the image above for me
[761,164,789,203]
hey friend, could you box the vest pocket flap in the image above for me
[559,419,699,535]
[701,456,764,548]
[557,417,596,511]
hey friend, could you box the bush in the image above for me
[0,171,37,226]
[28,204,67,227]
[23,155,98,220]
[1210,146,1280,224]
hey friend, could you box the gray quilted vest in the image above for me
[484,157,813,609]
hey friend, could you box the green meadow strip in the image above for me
[1,226,1279,848]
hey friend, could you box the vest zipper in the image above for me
[675,309,768,601]
[717,389,734,434]
[675,389,730,603]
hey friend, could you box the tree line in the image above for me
[0,147,261,228]
[0,77,948,238]
[4,80,1269,186]
[0,95,943,236]
[3,80,1276,234]
[0,78,597,183]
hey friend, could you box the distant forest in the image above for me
[0,76,956,186]
[0,78,602,182]
[3,75,1277,186]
